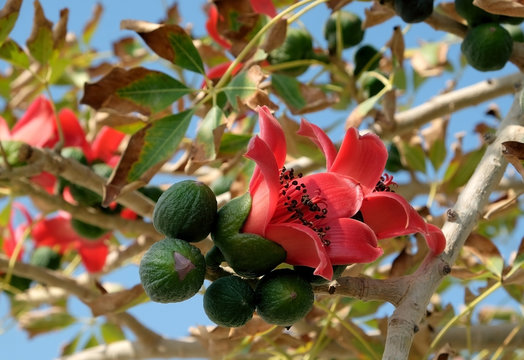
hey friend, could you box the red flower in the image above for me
[2,203,32,260]
[243,106,446,279]
[31,213,109,273]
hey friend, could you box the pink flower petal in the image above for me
[324,218,383,264]
[77,241,108,273]
[266,222,333,279]
[0,116,12,140]
[32,216,77,253]
[206,5,232,49]
[330,128,388,194]
[89,126,125,165]
[243,135,281,236]
[11,96,56,147]
[360,192,445,253]
[57,109,91,158]
[425,224,446,254]
[31,172,57,194]
[297,119,338,170]
[250,0,277,17]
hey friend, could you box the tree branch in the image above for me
[382,92,524,359]
[6,178,160,238]
[373,72,524,140]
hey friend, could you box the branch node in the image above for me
[328,283,337,295]
[446,208,458,222]
[442,263,452,276]
[413,324,420,333]
[483,132,497,145]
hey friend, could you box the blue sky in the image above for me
[0,1,522,359]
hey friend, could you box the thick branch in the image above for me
[313,275,408,306]
[373,72,524,140]
[382,94,524,359]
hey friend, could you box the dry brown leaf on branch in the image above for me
[387,26,405,67]
[502,141,524,180]
[421,117,449,151]
[327,0,353,12]
[473,0,524,17]
[87,284,145,316]
[113,37,148,67]
[53,8,69,49]
[81,67,155,115]
[261,17,287,53]
[410,43,449,77]
[463,233,502,264]
[363,0,395,29]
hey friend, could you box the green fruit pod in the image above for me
[153,180,217,242]
[139,237,206,303]
[461,23,513,71]
[324,10,364,52]
[204,276,256,327]
[393,0,434,23]
[255,269,314,326]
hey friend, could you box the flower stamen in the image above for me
[276,167,331,246]
[374,174,397,192]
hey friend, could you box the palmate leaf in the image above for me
[104,110,194,204]
[26,0,53,64]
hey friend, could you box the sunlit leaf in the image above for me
[271,73,306,110]
[217,133,252,158]
[196,106,225,160]
[428,138,446,170]
[105,110,193,204]
[402,142,426,173]
[61,332,82,356]
[26,0,53,64]
[82,3,103,45]
[116,72,191,113]
[19,307,76,338]
[83,334,99,349]
[100,322,126,344]
[0,199,12,227]
[444,147,486,191]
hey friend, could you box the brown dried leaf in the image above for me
[0,0,22,18]
[120,20,190,63]
[473,0,524,17]
[450,266,489,280]
[53,8,68,49]
[261,18,287,53]
[502,141,524,180]
[87,284,145,316]
[185,124,226,174]
[81,67,154,115]
[410,42,449,77]
[112,37,148,67]
[327,0,353,12]
[464,233,502,263]
[389,247,415,277]
[363,1,395,29]
[382,89,396,124]
[82,3,103,43]
[421,117,448,152]
[214,0,260,56]
[244,89,279,111]
[164,3,181,25]
[26,0,53,61]
[290,84,337,115]
[387,26,405,66]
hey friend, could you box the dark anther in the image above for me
[292,180,298,185]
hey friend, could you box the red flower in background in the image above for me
[243,106,446,279]
[0,96,126,272]
[2,203,32,260]
[205,0,277,49]
[31,213,109,273]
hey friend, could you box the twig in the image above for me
[372,72,524,140]
[382,92,524,359]
[6,178,160,238]
[10,145,155,218]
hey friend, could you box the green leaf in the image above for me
[218,133,252,157]
[26,1,54,65]
[168,30,204,74]
[127,110,193,182]
[116,72,191,113]
[444,147,486,191]
[485,256,504,278]
[83,334,99,349]
[428,138,446,170]
[100,322,126,344]
[0,0,22,46]
[271,73,306,110]
[402,142,426,173]
[0,39,29,68]
[61,332,82,356]
[0,199,12,227]
[223,71,258,109]
[20,307,76,338]
[393,67,407,90]
[197,106,224,160]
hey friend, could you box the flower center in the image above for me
[273,167,331,246]
[374,174,396,192]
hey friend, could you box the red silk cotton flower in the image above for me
[242,106,446,280]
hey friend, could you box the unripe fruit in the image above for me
[153,180,217,242]
[255,269,314,326]
[461,23,513,71]
[204,276,256,327]
[139,237,206,303]
[324,10,364,52]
